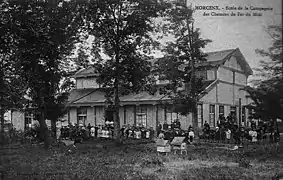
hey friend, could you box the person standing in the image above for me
[90,126,95,139]
[274,129,280,145]
[158,130,165,139]
[157,123,162,137]
[163,122,168,131]
[188,127,195,144]
[175,119,181,129]
[225,128,231,144]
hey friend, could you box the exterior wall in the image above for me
[119,106,125,126]
[217,67,233,83]
[200,86,217,103]
[76,77,99,89]
[207,70,216,80]
[235,72,247,85]
[146,105,156,128]
[157,105,165,125]
[199,80,250,127]
[224,56,242,71]
[95,106,105,125]
[67,51,252,129]
[234,86,249,106]
[12,110,68,131]
[86,107,95,126]
[125,105,135,125]
[66,104,192,130]
[11,111,25,131]
[69,107,77,125]
[217,83,234,105]
[179,114,192,130]
[202,103,210,125]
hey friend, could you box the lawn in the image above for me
[0,139,282,180]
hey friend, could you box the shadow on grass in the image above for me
[0,139,282,180]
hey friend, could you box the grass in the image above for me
[0,139,282,180]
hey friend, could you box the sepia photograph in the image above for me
[0,0,282,179]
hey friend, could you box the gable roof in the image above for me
[152,48,253,75]
[205,49,235,62]
[197,48,253,75]
[72,66,99,78]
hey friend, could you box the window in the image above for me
[77,107,87,125]
[165,105,178,124]
[24,111,34,129]
[230,106,236,116]
[197,104,203,127]
[242,106,246,123]
[209,105,215,127]
[233,72,235,84]
[136,105,147,127]
[219,105,224,118]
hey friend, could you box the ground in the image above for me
[0,139,282,180]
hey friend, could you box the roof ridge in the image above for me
[204,48,236,54]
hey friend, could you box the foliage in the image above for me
[154,1,212,118]
[72,44,91,70]
[245,25,283,126]
[244,78,283,121]
[81,0,171,139]
[254,25,282,80]
[0,0,84,147]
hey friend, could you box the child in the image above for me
[188,128,195,144]
[158,130,165,139]
[90,126,95,139]
[226,128,231,143]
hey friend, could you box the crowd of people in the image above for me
[23,114,279,146]
[120,125,155,140]
[156,119,195,144]
[201,114,280,145]
[58,122,155,142]
[153,115,280,146]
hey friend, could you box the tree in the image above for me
[0,0,83,148]
[254,25,282,80]
[73,45,91,70]
[0,3,28,133]
[83,0,169,141]
[244,78,283,129]
[245,24,283,131]
[155,1,211,127]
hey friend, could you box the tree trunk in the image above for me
[192,102,198,128]
[274,117,279,132]
[38,110,50,149]
[0,105,4,147]
[0,105,4,133]
[51,118,57,139]
[113,78,121,143]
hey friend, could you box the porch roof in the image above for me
[67,88,171,107]
[67,79,215,107]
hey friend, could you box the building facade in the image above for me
[67,48,254,130]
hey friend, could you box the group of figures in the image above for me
[120,125,155,140]
[58,122,156,142]
[59,122,115,142]
[156,119,195,144]
[201,115,280,145]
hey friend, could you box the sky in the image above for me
[81,0,282,82]
[185,0,282,81]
